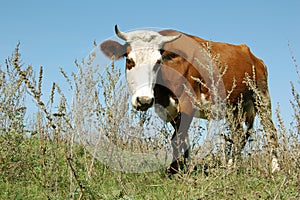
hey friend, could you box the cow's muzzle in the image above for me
[135,96,154,111]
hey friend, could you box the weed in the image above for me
[0,43,299,199]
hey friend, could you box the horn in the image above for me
[161,34,182,44]
[115,25,128,41]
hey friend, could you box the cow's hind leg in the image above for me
[242,99,256,150]
[225,98,256,167]
[255,89,280,173]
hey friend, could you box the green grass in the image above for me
[0,136,299,200]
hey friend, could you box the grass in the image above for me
[0,43,299,199]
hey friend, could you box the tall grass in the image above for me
[0,43,299,199]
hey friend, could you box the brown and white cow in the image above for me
[100,25,279,173]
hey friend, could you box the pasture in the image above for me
[0,44,299,199]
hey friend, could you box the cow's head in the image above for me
[101,25,181,111]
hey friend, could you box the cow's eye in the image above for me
[126,58,135,70]
[126,58,133,65]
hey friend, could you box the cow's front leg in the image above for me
[169,113,193,174]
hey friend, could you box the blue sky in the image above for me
[0,0,299,125]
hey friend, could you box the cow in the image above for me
[100,25,280,174]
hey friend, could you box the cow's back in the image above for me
[160,29,269,104]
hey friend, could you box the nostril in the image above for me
[136,97,141,105]
[149,98,154,106]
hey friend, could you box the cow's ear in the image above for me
[100,40,127,60]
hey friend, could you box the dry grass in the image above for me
[0,43,299,199]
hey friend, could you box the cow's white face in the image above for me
[100,26,181,111]
[125,32,164,111]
